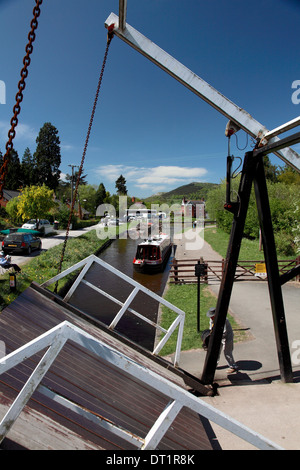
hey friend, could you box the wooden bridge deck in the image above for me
[0,283,213,450]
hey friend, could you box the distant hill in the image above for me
[145,182,219,204]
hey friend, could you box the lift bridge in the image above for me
[0,0,299,450]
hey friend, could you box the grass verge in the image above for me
[203,225,295,260]
[0,226,122,311]
[158,283,243,357]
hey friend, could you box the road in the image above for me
[8,225,99,268]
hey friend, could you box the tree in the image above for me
[277,165,300,185]
[21,147,36,186]
[5,195,22,224]
[34,122,61,190]
[17,184,56,224]
[95,182,106,208]
[65,169,88,189]
[0,149,21,190]
[115,174,127,195]
[78,184,97,214]
[263,155,278,182]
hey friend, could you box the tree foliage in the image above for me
[34,122,61,190]
[206,177,300,256]
[115,174,127,195]
[95,182,107,208]
[16,184,56,222]
[1,149,21,190]
[21,147,36,186]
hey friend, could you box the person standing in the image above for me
[206,307,238,374]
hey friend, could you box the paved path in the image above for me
[9,225,99,267]
[171,228,300,449]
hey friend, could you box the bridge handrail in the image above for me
[42,254,185,366]
[0,320,283,450]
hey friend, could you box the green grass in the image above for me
[158,283,242,357]
[203,226,295,260]
[0,226,125,311]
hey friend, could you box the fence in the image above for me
[41,254,185,367]
[170,256,300,284]
[0,320,283,449]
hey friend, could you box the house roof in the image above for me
[1,189,21,201]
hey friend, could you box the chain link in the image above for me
[0,0,43,199]
[54,30,114,292]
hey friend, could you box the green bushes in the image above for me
[206,179,300,256]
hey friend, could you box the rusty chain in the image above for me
[0,0,43,199]
[54,28,114,292]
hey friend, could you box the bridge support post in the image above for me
[201,151,293,385]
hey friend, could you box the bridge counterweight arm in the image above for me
[105,12,300,172]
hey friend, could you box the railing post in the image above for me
[173,258,178,284]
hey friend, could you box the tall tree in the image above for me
[95,182,106,208]
[34,122,61,190]
[1,149,22,190]
[263,155,278,182]
[115,174,127,195]
[21,147,36,186]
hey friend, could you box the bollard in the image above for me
[9,272,16,291]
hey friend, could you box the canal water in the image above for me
[69,234,174,350]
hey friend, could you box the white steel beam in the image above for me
[263,116,300,140]
[104,12,300,172]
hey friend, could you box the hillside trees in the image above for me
[206,176,300,255]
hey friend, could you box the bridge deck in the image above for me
[0,284,213,450]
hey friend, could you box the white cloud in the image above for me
[95,164,208,194]
[0,120,36,146]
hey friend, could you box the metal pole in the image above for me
[197,261,200,333]
[253,154,293,383]
[201,152,256,384]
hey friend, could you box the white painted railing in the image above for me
[41,254,185,366]
[0,321,283,450]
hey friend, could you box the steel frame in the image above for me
[42,254,185,367]
[104,11,300,172]
[202,130,300,385]
[0,321,283,449]
[106,6,300,385]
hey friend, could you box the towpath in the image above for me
[172,227,300,450]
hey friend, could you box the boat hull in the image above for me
[133,237,172,274]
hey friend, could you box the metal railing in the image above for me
[41,254,185,366]
[0,321,283,450]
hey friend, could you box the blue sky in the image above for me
[0,0,299,198]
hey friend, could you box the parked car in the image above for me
[2,232,42,255]
[22,219,53,235]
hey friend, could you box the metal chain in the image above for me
[0,0,43,199]
[54,29,114,292]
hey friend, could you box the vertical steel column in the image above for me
[202,150,294,385]
[201,152,257,384]
[253,154,293,383]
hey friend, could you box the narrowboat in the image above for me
[133,233,172,273]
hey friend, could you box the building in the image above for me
[181,197,205,218]
[0,189,21,209]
